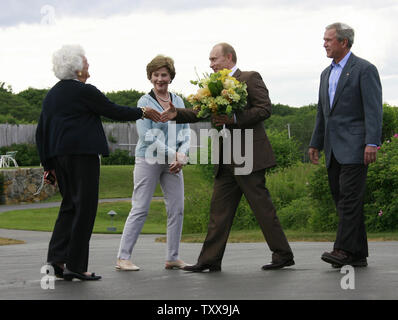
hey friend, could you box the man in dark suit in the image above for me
[161,43,294,272]
[309,23,383,267]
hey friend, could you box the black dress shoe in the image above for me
[321,250,368,267]
[182,264,221,272]
[63,268,102,281]
[262,259,295,270]
[48,262,64,279]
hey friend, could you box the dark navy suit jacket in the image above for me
[310,53,383,167]
[36,80,143,170]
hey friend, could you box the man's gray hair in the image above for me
[326,23,355,48]
[52,45,85,80]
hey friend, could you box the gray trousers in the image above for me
[117,157,184,261]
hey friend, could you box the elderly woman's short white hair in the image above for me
[52,45,85,80]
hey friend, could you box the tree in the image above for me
[0,84,33,123]
[381,104,398,143]
[17,88,49,122]
[266,104,317,161]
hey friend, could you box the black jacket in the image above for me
[36,80,143,170]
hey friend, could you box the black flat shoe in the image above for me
[262,259,295,270]
[48,262,64,279]
[182,264,221,272]
[63,268,102,281]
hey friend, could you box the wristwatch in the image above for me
[140,107,147,119]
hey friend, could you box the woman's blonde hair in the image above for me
[146,55,176,81]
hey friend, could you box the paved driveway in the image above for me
[1,228,397,301]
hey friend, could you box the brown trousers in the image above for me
[197,164,293,267]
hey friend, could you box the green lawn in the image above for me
[1,165,397,242]
[0,165,207,235]
[43,164,206,202]
[0,200,167,234]
[1,199,397,241]
[174,230,398,243]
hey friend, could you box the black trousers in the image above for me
[47,154,100,273]
[327,153,368,258]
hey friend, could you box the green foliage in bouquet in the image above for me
[188,69,248,119]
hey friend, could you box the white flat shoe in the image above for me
[115,259,140,271]
[165,259,191,270]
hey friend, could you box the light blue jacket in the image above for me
[135,92,190,162]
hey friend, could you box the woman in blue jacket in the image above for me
[116,55,191,271]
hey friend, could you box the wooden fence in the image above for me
[0,122,212,154]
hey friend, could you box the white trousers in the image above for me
[117,157,184,261]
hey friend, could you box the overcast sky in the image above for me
[1,0,397,107]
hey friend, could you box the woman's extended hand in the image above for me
[160,102,177,122]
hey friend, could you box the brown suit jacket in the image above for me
[175,68,276,175]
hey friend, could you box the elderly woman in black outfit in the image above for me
[36,44,160,281]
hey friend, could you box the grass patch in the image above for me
[156,230,398,243]
[266,162,317,209]
[0,200,167,234]
[1,164,397,242]
[43,164,205,202]
[0,237,25,245]
[1,200,397,242]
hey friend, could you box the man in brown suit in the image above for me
[161,43,294,271]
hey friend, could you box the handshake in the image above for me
[143,102,235,126]
[142,102,177,123]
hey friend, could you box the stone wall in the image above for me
[0,168,58,205]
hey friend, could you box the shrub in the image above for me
[364,134,398,231]
[190,136,217,183]
[182,180,260,233]
[381,104,398,143]
[0,113,20,124]
[182,166,213,234]
[266,162,316,210]
[182,191,212,234]
[306,134,398,232]
[195,128,304,184]
[101,149,135,165]
[267,129,302,171]
[0,143,40,166]
[232,196,258,231]
[278,196,315,230]
[306,158,341,231]
[185,162,318,232]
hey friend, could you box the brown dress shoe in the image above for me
[321,249,367,267]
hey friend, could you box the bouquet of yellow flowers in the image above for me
[187,68,248,121]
